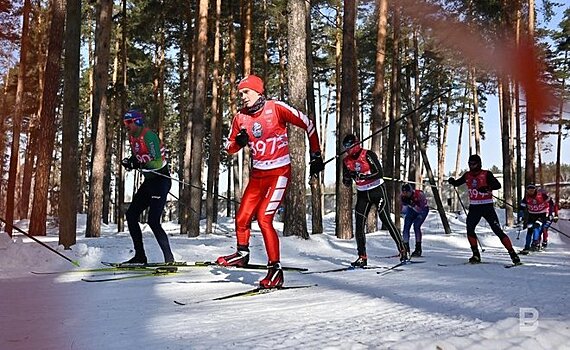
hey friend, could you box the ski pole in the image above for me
[453,187,486,252]
[492,195,516,210]
[0,217,80,267]
[138,168,240,205]
[323,88,450,166]
[383,177,441,189]
[547,224,570,239]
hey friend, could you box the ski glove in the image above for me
[121,156,141,171]
[549,214,558,223]
[235,129,249,147]
[447,177,455,185]
[309,152,325,178]
[477,186,490,193]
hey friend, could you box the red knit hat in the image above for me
[238,75,264,94]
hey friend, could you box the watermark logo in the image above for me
[519,307,539,332]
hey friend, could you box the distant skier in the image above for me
[120,109,174,264]
[400,183,429,257]
[447,154,520,265]
[519,183,558,254]
[216,75,324,289]
[342,134,408,267]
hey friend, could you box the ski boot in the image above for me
[122,254,148,265]
[519,247,531,255]
[260,262,284,289]
[350,255,368,268]
[400,249,409,263]
[216,246,250,267]
[468,248,481,264]
[509,250,521,265]
[530,241,540,252]
[411,242,422,258]
[404,242,410,254]
[541,241,548,249]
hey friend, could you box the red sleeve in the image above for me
[274,101,321,154]
[225,114,243,155]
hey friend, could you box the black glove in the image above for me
[401,197,412,206]
[121,156,141,171]
[235,129,249,147]
[349,170,358,179]
[549,214,558,223]
[477,186,490,193]
[447,177,455,185]
[309,152,324,178]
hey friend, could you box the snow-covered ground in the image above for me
[1,209,569,350]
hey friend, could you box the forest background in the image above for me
[0,0,568,249]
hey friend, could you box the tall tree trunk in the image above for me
[555,52,566,207]
[186,0,209,237]
[500,76,513,226]
[283,0,309,239]
[59,0,81,248]
[228,11,239,215]
[241,0,252,192]
[206,0,222,234]
[86,0,113,238]
[410,108,452,235]
[438,91,451,191]
[525,0,536,185]
[471,69,481,155]
[179,6,196,230]
[116,0,128,233]
[5,0,31,235]
[0,72,11,218]
[29,0,65,236]
[514,4,523,211]
[367,0,388,232]
[336,0,356,240]
[386,5,400,205]
[409,28,420,183]
[305,0,323,235]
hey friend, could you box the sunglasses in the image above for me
[343,143,354,150]
[123,119,135,125]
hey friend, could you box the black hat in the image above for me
[401,184,412,192]
[342,134,358,148]
[468,154,481,164]
[526,183,536,189]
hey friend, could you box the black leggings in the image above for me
[354,184,406,256]
[466,203,512,251]
[126,176,174,261]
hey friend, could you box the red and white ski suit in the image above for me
[226,100,321,263]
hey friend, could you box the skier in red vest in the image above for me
[519,183,558,253]
[341,134,408,267]
[216,75,324,289]
[120,109,174,264]
[448,154,520,265]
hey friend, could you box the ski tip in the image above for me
[72,260,81,267]
[173,300,186,306]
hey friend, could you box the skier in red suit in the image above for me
[216,75,324,289]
